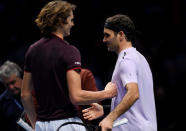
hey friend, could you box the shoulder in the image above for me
[63,44,81,59]
[118,48,139,65]
[118,54,137,74]
[26,38,43,54]
[62,44,81,68]
[66,44,80,53]
[119,53,135,66]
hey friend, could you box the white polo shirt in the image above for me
[111,47,157,131]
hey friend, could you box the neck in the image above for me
[52,31,64,40]
[118,41,132,54]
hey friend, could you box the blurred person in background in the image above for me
[0,60,25,131]
[0,78,6,95]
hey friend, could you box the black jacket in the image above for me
[0,89,25,131]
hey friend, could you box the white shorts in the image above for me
[35,117,86,131]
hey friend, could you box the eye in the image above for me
[104,33,110,38]
[8,80,16,86]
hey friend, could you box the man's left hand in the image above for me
[99,116,114,131]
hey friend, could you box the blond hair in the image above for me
[35,0,76,36]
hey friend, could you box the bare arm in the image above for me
[21,72,36,129]
[99,83,139,130]
[67,70,117,105]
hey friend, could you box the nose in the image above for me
[103,37,107,43]
[71,21,74,26]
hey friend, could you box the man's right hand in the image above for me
[82,103,104,120]
[104,82,117,98]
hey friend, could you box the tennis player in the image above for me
[21,1,117,131]
[83,14,157,131]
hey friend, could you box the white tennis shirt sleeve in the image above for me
[119,59,138,87]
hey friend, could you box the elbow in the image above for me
[134,92,139,101]
[129,89,139,102]
[70,94,82,105]
[70,97,79,105]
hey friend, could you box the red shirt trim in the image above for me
[67,67,81,72]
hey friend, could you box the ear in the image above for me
[118,31,125,41]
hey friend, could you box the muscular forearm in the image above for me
[21,72,36,128]
[67,70,117,105]
[70,89,112,105]
[21,94,36,128]
[107,84,139,121]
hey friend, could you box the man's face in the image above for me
[3,74,22,96]
[62,11,74,37]
[103,28,119,53]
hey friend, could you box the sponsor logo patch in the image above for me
[75,62,81,65]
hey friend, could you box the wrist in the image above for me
[103,90,112,99]
[107,112,117,122]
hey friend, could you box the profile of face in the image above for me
[3,74,22,96]
[103,28,120,53]
[62,11,74,37]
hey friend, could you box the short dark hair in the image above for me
[104,14,136,43]
[35,0,76,36]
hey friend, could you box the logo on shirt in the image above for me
[75,62,81,65]
[123,52,126,59]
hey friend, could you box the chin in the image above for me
[107,47,114,52]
